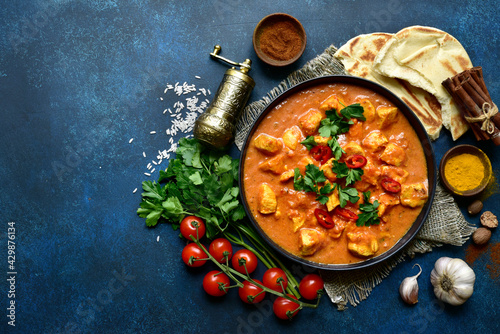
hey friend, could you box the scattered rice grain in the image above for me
[129,138,134,143]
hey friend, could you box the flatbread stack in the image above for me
[335,26,473,140]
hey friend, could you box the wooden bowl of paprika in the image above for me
[253,13,306,67]
[439,145,492,197]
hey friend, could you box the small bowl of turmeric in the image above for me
[252,13,306,67]
[439,145,492,197]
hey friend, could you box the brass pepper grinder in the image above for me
[194,45,255,149]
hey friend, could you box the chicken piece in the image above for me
[377,106,399,129]
[319,94,346,113]
[258,184,277,214]
[400,183,428,208]
[282,126,302,150]
[362,131,388,151]
[253,133,282,154]
[357,99,376,122]
[326,186,340,212]
[349,119,364,139]
[299,228,325,256]
[297,156,316,174]
[289,210,306,232]
[320,158,337,182]
[329,216,346,239]
[361,158,381,186]
[342,142,365,157]
[347,231,379,257]
[313,135,330,146]
[280,169,295,183]
[380,143,406,167]
[377,193,400,216]
[298,109,323,136]
[258,154,286,174]
[380,165,409,184]
[354,180,372,192]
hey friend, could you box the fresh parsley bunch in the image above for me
[137,138,246,238]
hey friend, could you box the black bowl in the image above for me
[239,75,436,270]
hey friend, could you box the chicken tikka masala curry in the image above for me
[242,83,429,265]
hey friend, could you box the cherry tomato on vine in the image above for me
[263,268,288,292]
[232,249,258,274]
[238,279,266,304]
[310,145,332,164]
[381,177,401,193]
[333,207,358,221]
[209,238,233,263]
[180,216,206,240]
[273,294,300,320]
[203,270,230,297]
[181,243,207,267]
[314,208,335,229]
[345,154,367,168]
[299,274,324,300]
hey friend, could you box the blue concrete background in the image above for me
[1,1,499,333]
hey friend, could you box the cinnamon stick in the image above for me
[443,72,500,145]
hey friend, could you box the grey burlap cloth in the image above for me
[234,45,476,309]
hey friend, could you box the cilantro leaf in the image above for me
[137,138,247,239]
[141,181,165,201]
[300,136,317,150]
[293,165,334,203]
[331,160,349,179]
[357,192,380,226]
[346,168,364,186]
[327,137,345,160]
[189,172,203,185]
[340,103,366,121]
[318,109,351,137]
[176,138,202,168]
[337,185,359,208]
[214,155,233,175]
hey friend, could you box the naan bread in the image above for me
[372,26,472,140]
[334,33,443,139]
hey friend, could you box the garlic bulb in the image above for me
[430,257,475,306]
[399,263,422,304]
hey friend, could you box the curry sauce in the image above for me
[242,83,428,265]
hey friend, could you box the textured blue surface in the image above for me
[1,1,499,333]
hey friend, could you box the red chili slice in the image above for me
[381,177,402,193]
[314,208,335,229]
[333,207,359,221]
[310,145,332,164]
[345,154,367,168]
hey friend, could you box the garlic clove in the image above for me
[399,263,422,305]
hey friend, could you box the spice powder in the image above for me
[259,21,302,61]
[444,153,485,191]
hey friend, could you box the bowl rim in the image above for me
[439,144,492,197]
[238,75,437,271]
[252,13,307,67]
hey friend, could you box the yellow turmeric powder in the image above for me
[444,153,485,192]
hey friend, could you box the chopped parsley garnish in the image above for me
[293,165,333,205]
[357,191,380,227]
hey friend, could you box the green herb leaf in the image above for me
[357,192,380,226]
[331,160,349,179]
[293,164,333,203]
[318,109,351,137]
[340,103,366,121]
[327,137,345,160]
[189,172,203,185]
[345,168,364,186]
[300,136,317,150]
[337,185,359,208]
